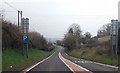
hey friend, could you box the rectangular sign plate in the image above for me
[22,35,29,43]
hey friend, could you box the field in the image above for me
[98,36,110,43]
[2,48,56,71]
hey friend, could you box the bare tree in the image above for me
[63,23,82,50]
[97,23,111,37]
[84,32,92,38]
[68,23,82,38]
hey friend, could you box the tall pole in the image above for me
[18,11,20,49]
[116,20,118,58]
[26,43,28,58]
[111,21,113,59]
[20,11,22,30]
[18,11,19,32]
[21,11,24,56]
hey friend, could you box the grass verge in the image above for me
[2,47,57,71]
[65,48,118,66]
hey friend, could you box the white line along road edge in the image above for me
[59,52,93,73]
[65,51,118,69]
[24,51,56,73]
[58,53,75,73]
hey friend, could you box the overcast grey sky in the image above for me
[1,0,119,39]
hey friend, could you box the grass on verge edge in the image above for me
[2,47,57,71]
[65,48,118,66]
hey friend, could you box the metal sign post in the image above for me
[110,20,118,58]
[22,18,29,58]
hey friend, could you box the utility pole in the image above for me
[111,22,113,59]
[18,11,19,32]
[116,20,118,58]
[118,1,120,72]
[18,10,29,58]
[18,11,20,50]
[20,11,24,56]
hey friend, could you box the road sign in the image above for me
[21,18,29,43]
[110,19,118,58]
[22,35,29,43]
[21,17,29,58]
[112,35,116,45]
[111,20,118,35]
[22,18,29,35]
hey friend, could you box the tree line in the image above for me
[61,23,96,51]
[61,23,112,51]
[2,20,54,51]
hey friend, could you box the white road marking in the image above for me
[65,52,118,69]
[59,53,75,73]
[65,53,68,56]
[93,61,118,69]
[24,51,56,73]
[59,53,93,73]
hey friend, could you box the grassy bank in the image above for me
[65,47,118,66]
[2,47,57,71]
[98,36,110,43]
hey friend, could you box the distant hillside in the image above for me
[45,38,63,43]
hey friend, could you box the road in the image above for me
[26,46,118,73]
[27,46,73,73]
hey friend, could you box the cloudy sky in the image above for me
[1,0,119,39]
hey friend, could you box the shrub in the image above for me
[2,21,51,51]
[2,21,22,49]
[29,32,48,50]
[63,34,78,50]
